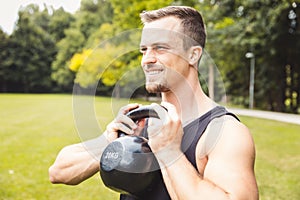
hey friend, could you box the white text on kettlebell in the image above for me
[104,152,119,159]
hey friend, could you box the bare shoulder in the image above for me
[214,115,255,163]
[196,115,259,199]
[199,115,255,156]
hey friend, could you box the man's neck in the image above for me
[161,82,216,126]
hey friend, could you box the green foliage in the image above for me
[69,49,92,72]
[51,0,113,92]
[74,44,125,88]
[73,38,142,89]
[0,0,299,112]
[110,0,173,30]
[5,5,56,92]
[0,4,75,93]
[48,8,75,42]
[51,28,85,90]
[0,29,10,91]
[201,0,300,112]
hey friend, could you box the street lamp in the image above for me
[245,52,255,109]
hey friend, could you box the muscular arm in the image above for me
[158,117,258,200]
[48,135,109,185]
[148,103,258,200]
[49,103,139,185]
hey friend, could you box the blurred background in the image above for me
[0,0,299,113]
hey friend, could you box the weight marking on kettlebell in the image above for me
[104,151,119,160]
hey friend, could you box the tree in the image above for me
[0,29,10,92]
[48,7,75,42]
[262,2,300,112]
[0,4,75,93]
[51,0,113,92]
[199,0,299,112]
[51,28,85,91]
[5,4,56,92]
[110,0,173,30]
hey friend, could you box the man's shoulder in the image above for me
[197,115,253,157]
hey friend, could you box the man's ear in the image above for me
[188,46,202,66]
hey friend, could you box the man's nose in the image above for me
[141,50,157,65]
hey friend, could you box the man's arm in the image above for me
[48,136,108,185]
[49,103,140,185]
[149,104,259,200]
[199,116,258,199]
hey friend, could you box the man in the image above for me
[49,6,259,200]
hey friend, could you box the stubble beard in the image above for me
[145,79,170,94]
[143,64,171,93]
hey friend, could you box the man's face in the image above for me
[140,17,191,93]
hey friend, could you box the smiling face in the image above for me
[140,17,191,93]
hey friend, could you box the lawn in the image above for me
[0,94,299,200]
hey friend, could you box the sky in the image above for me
[0,0,81,34]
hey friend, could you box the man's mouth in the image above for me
[143,64,164,76]
[146,69,164,75]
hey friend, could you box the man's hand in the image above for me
[147,102,184,166]
[104,103,140,142]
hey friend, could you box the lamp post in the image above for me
[245,52,255,109]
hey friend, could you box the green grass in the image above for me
[0,94,299,200]
[239,116,300,200]
[0,94,119,200]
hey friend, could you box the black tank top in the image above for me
[120,106,239,200]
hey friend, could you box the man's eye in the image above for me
[155,45,170,53]
[156,46,167,50]
[140,47,147,53]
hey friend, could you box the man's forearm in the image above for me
[49,135,109,185]
[159,154,231,200]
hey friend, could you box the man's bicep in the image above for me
[200,119,258,199]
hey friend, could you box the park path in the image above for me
[228,108,300,125]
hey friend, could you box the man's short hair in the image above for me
[140,6,206,49]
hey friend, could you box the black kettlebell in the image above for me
[100,105,162,197]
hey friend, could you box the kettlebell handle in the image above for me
[118,105,165,137]
[126,105,162,121]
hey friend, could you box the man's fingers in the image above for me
[105,103,141,142]
[115,122,135,134]
[118,103,140,115]
[147,103,169,138]
[115,114,138,133]
[160,102,180,122]
[114,103,140,134]
[150,103,169,123]
[147,118,163,137]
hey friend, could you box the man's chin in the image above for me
[145,83,169,93]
